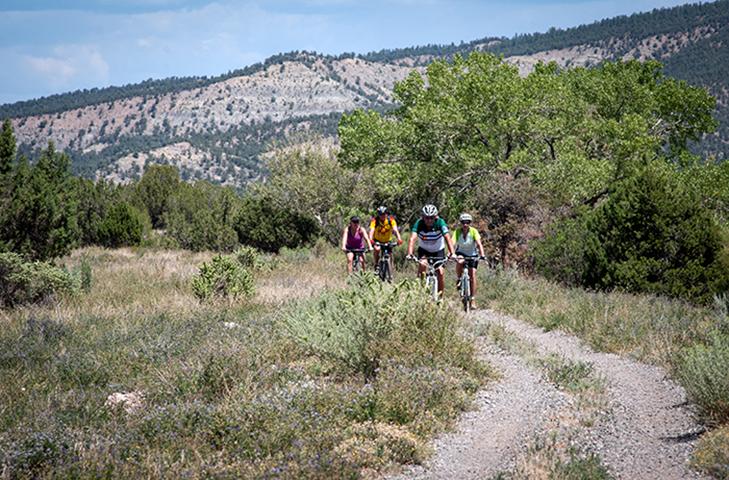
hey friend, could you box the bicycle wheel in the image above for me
[352,253,360,273]
[461,272,471,313]
[428,274,439,302]
[378,257,388,282]
[386,255,393,282]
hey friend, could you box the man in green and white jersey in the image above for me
[406,204,456,297]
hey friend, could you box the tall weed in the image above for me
[676,333,729,426]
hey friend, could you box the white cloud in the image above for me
[23,44,109,88]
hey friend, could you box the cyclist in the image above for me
[341,216,372,274]
[406,204,456,298]
[453,213,486,309]
[369,206,403,272]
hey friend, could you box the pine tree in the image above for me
[0,119,15,177]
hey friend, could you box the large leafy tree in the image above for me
[338,53,717,212]
[135,164,181,228]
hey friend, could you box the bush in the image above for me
[191,254,254,301]
[0,252,79,308]
[284,275,484,383]
[676,332,729,426]
[235,195,320,253]
[165,182,240,252]
[691,424,729,479]
[233,245,262,270]
[534,164,729,303]
[97,202,147,248]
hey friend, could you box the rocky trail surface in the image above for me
[393,309,707,480]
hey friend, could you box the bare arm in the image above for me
[361,227,373,250]
[407,231,417,256]
[341,227,348,251]
[476,237,486,257]
[445,232,456,256]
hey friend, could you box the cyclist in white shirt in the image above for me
[453,213,486,308]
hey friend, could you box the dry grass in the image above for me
[0,245,488,478]
[478,269,717,370]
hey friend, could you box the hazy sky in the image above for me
[0,0,692,105]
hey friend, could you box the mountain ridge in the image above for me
[4,0,728,186]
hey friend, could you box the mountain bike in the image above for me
[347,248,367,273]
[456,255,479,312]
[409,255,449,302]
[374,241,397,282]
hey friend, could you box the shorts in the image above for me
[418,248,445,259]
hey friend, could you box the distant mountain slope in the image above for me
[2,0,727,185]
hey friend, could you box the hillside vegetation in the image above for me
[1,0,728,185]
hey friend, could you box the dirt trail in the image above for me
[394,309,707,480]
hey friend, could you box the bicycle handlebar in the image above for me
[407,255,450,269]
[374,241,399,247]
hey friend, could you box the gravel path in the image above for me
[393,309,707,480]
[392,343,568,479]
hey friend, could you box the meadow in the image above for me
[0,246,491,478]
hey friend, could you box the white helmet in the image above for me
[459,213,473,222]
[422,204,438,217]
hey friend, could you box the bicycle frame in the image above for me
[411,256,449,302]
[347,248,367,273]
[375,241,397,282]
[457,255,479,312]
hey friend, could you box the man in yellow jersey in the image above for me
[369,206,403,272]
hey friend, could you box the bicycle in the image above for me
[374,241,397,282]
[456,255,481,312]
[346,248,367,274]
[409,255,450,302]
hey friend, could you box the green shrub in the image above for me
[534,164,729,303]
[284,275,419,381]
[233,245,262,270]
[191,254,254,301]
[284,275,486,384]
[691,424,729,479]
[676,333,729,426]
[97,202,147,248]
[165,182,240,252]
[0,252,79,308]
[235,195,320,253]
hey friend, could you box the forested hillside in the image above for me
[1,0,727,185]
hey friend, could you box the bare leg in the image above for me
[437,267,445,297]
[346,252,354,274]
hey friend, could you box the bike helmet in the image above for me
[350,216,360,223]
[376,206,388,215]
[459,213,473,223]
[422,204,438,217]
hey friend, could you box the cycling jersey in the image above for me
[370,215,398,243]
[346,227,366,250]
[412,218,449,253]
[454,226,481,257]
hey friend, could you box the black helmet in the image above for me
[350,216,360,223]
[376,206,388,215]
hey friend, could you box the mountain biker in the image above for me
[454,213,486,309]
[369,206,403,272]
[341,216,372,274]
[406,204,456,298]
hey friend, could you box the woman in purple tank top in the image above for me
[340,216,372,274]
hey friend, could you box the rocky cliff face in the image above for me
[6,5,728,186]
